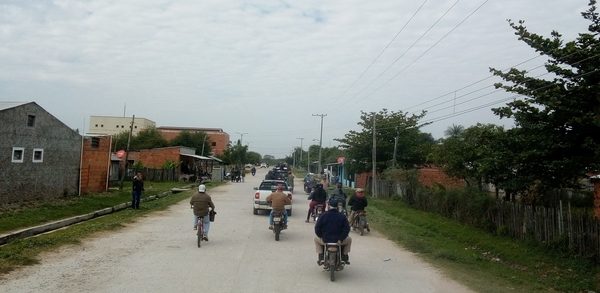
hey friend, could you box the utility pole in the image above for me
[236,132,248,145]
[119,115,135,190]
[312,114,327,175]
[372,113,377,198]
[296,137,304,169]
[292,148,296,169]
[393,127,399,168]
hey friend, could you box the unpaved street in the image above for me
[0,169,472,293]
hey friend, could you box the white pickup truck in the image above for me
[253,180,293,215]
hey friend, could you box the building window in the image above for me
[101,124,104,127]
[27,115,36,127]
[32,148,44,163]
[116,125,119,128]
[95,124,99,127]
[211,142,217,146]
[91,137,100,148]
[134,126,138,129]
[121,125,124,128]
[12,147,24,163]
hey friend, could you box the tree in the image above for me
[490,1,600,192]
[131,127,168,150]
[246,151,262,164]
[444,124,465,138]
[170,131,212,156]
[336,109,433,173]
[221,140,248,167]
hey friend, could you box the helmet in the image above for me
[328,197,338,207]
[198,184,206,192]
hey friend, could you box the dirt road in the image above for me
[0,168,472,293]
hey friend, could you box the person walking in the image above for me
[131,172,144,209]
[190,184,216,241]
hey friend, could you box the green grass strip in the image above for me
[368,198,599,292]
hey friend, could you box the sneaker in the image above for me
[203,235,209,241]
[305,219,309,223]
[342,254,350,264]
[269,225,273,230]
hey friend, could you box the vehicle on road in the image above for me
[351,211,370,236]
[310,203,325,222]
[253,180,293,215]
[321,242,346,281]
[271,210,287,241]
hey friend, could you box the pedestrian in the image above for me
[132,172,144,209]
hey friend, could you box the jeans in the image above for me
[132,191,141,209]
[193,215,211,235]
[269,209,288,225]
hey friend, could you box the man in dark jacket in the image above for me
[348,188,368,225]
[131,172,144,209]
[314,197,352,265]
[306,183,328,222]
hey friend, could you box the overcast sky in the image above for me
[0,0,591,157]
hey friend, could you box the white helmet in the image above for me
[198,184,206,192]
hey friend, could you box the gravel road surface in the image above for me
[0,168,473,293]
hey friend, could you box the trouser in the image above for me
[193,215,211,235]
[314,237,352,255]
[132,191,141,209]
[269,209,288,225]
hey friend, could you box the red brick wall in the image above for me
[157,129,229,156]
[418,167,465,188]
[138,147,181,169]
[355,171,372,189]
[80,136,111,194]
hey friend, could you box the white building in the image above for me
[88,116,155,136]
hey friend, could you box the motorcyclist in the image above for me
[266,184,292,229]
[190,184,216,241]
[305,183,327,223]
[348,188,368,226]
[329,182,347,211]
[314,197,352,265]
[251,166,256,176]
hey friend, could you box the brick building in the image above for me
[157,126,230,156]
[354,166,465,190]
[79,135,112,194]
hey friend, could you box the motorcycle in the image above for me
[321,242,346,282]
[351,210,370,236]
[271,210,287,241]
[311,203,325,222]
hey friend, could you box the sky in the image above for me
[0,0,592,158]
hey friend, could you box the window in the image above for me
[91,137,100,148]
[12,147,24,163]
[100,124,104,127]
[95,124,98,127]
[116,125,119,128]
[121,125,124,128]
[27,115,36,127]
[134,126,137,129]
[32,148,44,163]
[211,142,217,146]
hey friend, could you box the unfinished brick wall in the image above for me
[418,167,465,189]
[138,147,181,169]
[80,136,111,194]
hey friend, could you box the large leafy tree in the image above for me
[170,130,212,156]
[112,127,168,151]
[220,140,248,167]
[337,109,433,173]
[490,1,600,191]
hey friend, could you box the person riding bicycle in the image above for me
[306,183,327,222]
[314,197,352,265]
[348,188,368,226]
[267,184,291,229]
[190,184,215,241]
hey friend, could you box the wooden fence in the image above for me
[140,168,180,182]
[367,179,600,262]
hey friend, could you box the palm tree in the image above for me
[444,124,464,138]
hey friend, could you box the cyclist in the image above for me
[190,184,215,241]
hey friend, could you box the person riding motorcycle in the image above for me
[329,182,347,212]
[306,183,327,222]
[251,166,256,176]
[314,197,352,265]
[190,184,215,241]
[266,184,291,229]
[348,188,368,225]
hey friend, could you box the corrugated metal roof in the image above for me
[181,153,213,160]
[0,101,29,111]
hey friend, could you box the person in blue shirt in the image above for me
[314,197,352,265]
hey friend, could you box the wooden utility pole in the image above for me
[393,127,399,168]
[372,113,377,198]
[312,114,327,175]
[119,115,135,190]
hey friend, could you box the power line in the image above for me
[347,0,461,103]
[338,0,429,98]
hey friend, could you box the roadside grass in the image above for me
[0,182,222,274]
[368,198,599,292]
[0,182,183,234]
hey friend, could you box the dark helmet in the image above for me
[328,196,338,207]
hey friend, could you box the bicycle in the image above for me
[196,216,205,247]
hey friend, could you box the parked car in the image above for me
[260,163,268,168]
[253,180,293,215]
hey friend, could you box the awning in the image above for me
[181,154,213,160]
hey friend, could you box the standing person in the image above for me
[306,183,327,222]
[348,188,368,225]
[131,172,144,209]
[190,184,216,241]
[314,197,352,265]
[266,184,291,229]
